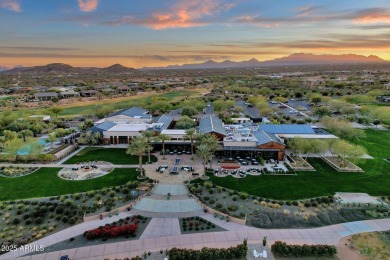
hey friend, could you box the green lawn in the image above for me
[204,130,390,200]
[0,168,138,201]
[63,148,157,165]
[59,90,197,116]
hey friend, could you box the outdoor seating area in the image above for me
[264,162,288,173]
[219,155,260,166]
[59,162,113,180]
[160,146,191,156]
[214,167,262,178]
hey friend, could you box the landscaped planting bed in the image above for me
[29,216,151,255]
[188,181,390,229]
[0,181,149,254]
[179,216,225,234]
[286,155,315,171]
[322,156,363,172]
[0,166,39,177]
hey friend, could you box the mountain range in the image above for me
[1,63,136,74]
[0,53,386,74]
[142,53,386,70]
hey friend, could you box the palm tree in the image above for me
[155,133,170,160]
[195,144,212,177]
[142,130,155,163]
[127,136,148,177]
[199,134,219,168]
[185,128,196,160]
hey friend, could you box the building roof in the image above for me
[89,121,117,134]
[199,115,227,136]
[108,124,149,132]
[109,107,151,119]
[258,124,315,134]
[149,114,174,131]
[34,92,58,97]
[253,130,284,145]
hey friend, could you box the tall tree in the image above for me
[200,134,219,168]
[184,128,196,160]
[127,136,148,177]
[142,130,155,163]
[47,133,57,149]
[195,144,212,177]
[176,115,195,129]
[48,107,64,117]
[18,130,34,142]
[329,139,366,167]
[155,133,170,160]
[77,131,101,146]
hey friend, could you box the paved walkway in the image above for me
[0,163,138,168]
[56,146,86,164]
[4,218,389,260]
[133,198,203,213]
[153,183,188,196]
[140,218,181,239]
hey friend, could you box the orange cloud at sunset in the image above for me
[0,0,21,12]
[354,9,390,24]
[78,0,98,12]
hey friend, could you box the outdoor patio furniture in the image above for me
[253,250,260,258]
[263,250,267,258]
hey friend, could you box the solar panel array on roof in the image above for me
[258,124,315,134]
[199,115,227,135]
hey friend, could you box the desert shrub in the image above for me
[239,192,248,200]
[271,241,337,257]
[232,195,239,201]
[227,205,239,212]
[34,217,44,225]
[62,216,69,223]
[13,218,21,225]
[209,199,216,204]
[68,217,77,225]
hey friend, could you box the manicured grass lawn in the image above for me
[59,90,198,116]
[0,168,139,201]
[63,147,157,165]
[204,130,390,200]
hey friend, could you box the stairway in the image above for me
[132,183,204,217]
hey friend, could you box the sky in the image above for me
[0,0,390,68]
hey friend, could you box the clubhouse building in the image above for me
[90,107,337,161]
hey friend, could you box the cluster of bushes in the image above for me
[271,241,337,257]
[0,166,38,177]
[181,216,215,232]
[168,240,247,260]
[84,223,138,240]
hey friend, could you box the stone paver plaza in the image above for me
[133,198,203,213]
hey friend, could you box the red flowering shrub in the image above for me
[84,223,138,240]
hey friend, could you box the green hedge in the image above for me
[168,239,247,260]
[271,241,337,257]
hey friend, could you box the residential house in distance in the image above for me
[60,89,80,98]
[81,90,98,97]
[34,92,58,101]
[117,86,130,94]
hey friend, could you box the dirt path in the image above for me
[337,236,364,260]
